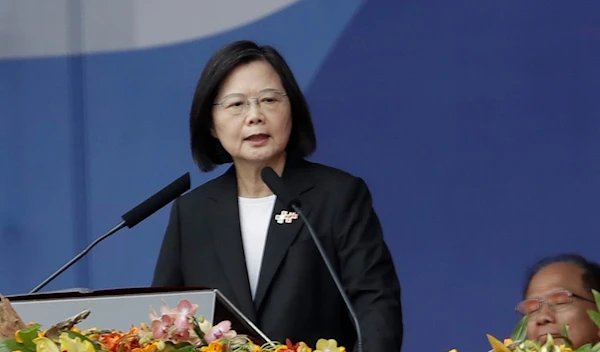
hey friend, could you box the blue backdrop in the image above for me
[1,1,599,351]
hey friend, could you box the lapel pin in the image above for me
[275,210,298,224]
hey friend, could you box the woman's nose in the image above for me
[245,102,264,124]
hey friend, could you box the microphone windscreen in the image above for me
[121,172,191,228]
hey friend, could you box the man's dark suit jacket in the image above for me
[151,158,403,351]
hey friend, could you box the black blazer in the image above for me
[152,158,403,351]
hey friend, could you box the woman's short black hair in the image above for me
[189,40,317,172]
[522,253,600,298]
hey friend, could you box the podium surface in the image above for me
[7,287,270,345]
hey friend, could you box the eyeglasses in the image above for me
[515,289,595,316]
[213,90,287,117]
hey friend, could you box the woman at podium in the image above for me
[152,40,403,352]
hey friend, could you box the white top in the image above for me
[238,194,277,299]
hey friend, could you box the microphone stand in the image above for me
[291,204,364,352]
[29,220,126,294]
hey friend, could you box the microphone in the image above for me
[260,167,363,352]
[29,172,191,294]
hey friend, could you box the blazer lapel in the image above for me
[205,167,257,323]
[253,159,314,311]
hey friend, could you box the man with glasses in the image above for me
[516,254,600,348]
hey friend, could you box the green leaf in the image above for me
[61,329,103,351]
[17,324,41,351]
[560,323,574,348]
[590,342,600,352]
[510,314,529,342]
[159,342,175,352]
[561,322,568,337]
[167,342,196,352]
[593,289,600,313]
[172,342,192,349]
[0,338,30,352]
[174,345,196,352]
[589,310,600,330]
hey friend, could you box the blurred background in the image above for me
[1,1,599,351]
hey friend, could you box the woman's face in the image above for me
[211,60,292,168]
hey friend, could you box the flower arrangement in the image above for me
[449,290,600,352]
[0,299,345,352]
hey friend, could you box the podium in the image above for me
[6,287,271,345]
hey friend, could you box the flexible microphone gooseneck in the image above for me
[29,172,191,294]
[260,167,363,352]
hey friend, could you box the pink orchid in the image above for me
[172,327,190,342]
[150,301,172,322]
[205,321,236,343]
[171,300,198,330]
[151,314,173,340]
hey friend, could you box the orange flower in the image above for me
[98,332,124,351]
[200,342,224,352]
[97,331,141,352]
[132,341,158,352]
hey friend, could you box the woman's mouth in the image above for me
[244,133,270,146]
